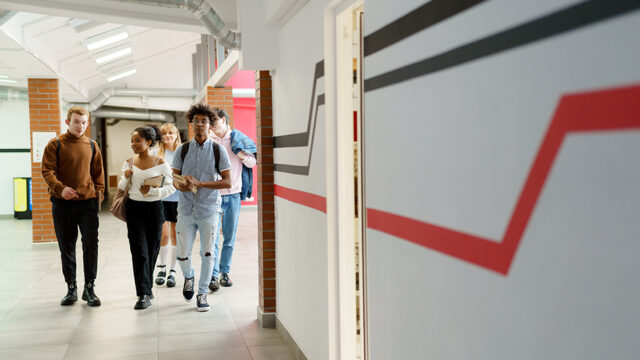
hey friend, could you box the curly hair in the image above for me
[185,103,216,125]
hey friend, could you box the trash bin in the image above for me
[13,177,32,219]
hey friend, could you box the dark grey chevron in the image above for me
[274,94,324,175]
[364,0,640,92]
[273,0,640,175]
[363,0,487,57]
[273,61,324,149]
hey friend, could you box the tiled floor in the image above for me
[0,207,294,360]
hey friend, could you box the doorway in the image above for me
[334,1,366,358]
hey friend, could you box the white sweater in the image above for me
[117,158,176,202]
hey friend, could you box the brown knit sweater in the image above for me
[41,132,105,200]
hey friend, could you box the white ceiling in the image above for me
[0,0,238,106]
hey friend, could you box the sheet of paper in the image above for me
[32,132,57,163]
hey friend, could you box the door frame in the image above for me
[324,0,367,358]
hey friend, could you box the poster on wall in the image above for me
[32,132,56,163]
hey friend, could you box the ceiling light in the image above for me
[83,26,129,51]
[0,79,17,83]
[107,69,136,82]
[95,47,132,64]
[0,75,8,79]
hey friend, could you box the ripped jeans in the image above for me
[176,212,220,295]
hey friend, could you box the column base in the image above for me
[257,305,276,328]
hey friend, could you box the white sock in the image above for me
[169,245,177,272]
[158,245,168,268]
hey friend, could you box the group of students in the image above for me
[41,103,257,312]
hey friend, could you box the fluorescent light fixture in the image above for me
[0,79,17,83]
[84,26,129,51]
[107,68,136,82]
[68,19,90,27]
[95,47,132,64]
[0,75,8,79]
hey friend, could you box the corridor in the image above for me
[0,207,294,360]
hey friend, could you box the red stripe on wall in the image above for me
[367,83,640,275]
[274,185,327,213]
[271,84,640,275]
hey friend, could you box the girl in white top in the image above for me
[153,123,182,288]
[118,125,175,310]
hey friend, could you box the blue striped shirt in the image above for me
[172,138,231,218]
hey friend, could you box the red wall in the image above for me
[226,71,257,206]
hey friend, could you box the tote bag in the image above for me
[110,157,133,221]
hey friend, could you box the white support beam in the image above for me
[0,0,207,34]
[195,49,239,103]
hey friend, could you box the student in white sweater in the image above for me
[118,125,175,310]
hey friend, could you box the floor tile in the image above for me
[0,208,294,359]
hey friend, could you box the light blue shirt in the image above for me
[172,138,231,218]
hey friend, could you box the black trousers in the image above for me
[51,197,99,284]
[125,199,164,296]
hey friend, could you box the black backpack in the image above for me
[180,140,221,175]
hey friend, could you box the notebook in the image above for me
[173,174,198,193]
[143,175,165,188]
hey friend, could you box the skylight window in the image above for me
[83,26,129,51]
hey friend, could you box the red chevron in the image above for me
[367,83,640,275]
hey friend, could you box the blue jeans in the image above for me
[212,193,241,279]
[176,212,220,295]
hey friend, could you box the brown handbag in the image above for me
[110,157,133,222]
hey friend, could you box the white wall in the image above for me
[272,0,329,359]
[105,119,162,182]
[364,1,640,359]
[0,98,31,215]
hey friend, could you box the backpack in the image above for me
[180,140,221,175]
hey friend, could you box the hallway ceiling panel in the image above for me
[0,0,244,107]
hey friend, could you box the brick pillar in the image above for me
[256,71,276,325]
[205,86,234,128]
[28,78,61,243]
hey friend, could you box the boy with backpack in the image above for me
[41,106,104,307]
[171,103,231,312]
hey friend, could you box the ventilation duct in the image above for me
[109,0,240,49]
[92,108,175,122]
[0,10,16,26]
[69,88,198,112]
[0,87,28,101]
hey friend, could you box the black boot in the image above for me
[82,281,101,307]
[134,295,151,310]
[60,282,78,306]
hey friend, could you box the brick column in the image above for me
[256,71,276,327]
[204,86,234,127]
[28,78,61,243]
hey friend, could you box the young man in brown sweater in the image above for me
[41,106,105,307]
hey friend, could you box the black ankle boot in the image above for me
[60,282,78,306]
[134,295,151,310]
[82,281,101,307]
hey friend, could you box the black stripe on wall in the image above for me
[364,0,640,92]
[0,149,30,153]
[274,94,325,175]
[273,60,325,148]
[363,0,487,57]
